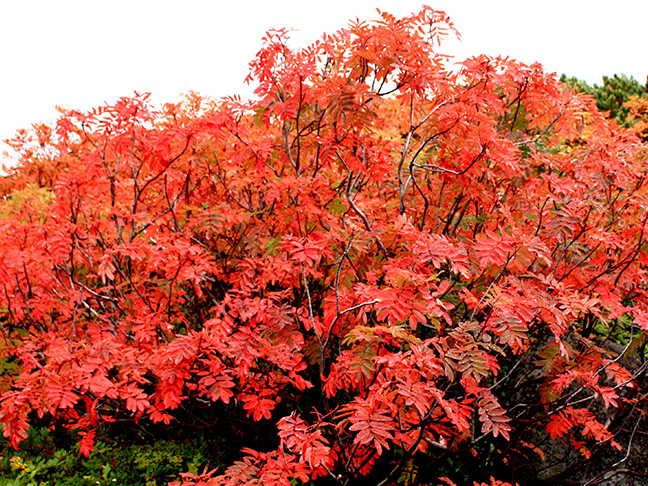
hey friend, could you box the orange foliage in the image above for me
[1,7,647,485]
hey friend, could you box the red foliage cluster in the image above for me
[1,7,647,485]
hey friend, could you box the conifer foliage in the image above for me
[561,73,648,128]
[1,7,648,485]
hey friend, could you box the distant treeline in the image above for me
[561,73,648,140]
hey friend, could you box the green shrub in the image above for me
[0,426,224,486]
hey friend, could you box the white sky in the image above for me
[1,0,647,161]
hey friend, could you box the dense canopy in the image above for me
[1,7,648,485]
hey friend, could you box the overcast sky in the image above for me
[2,0,647,160]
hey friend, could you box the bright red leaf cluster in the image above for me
[1,7,647,485]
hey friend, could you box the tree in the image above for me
[561,73,648,127]
[624,95,648,142]
[1,7,648,485]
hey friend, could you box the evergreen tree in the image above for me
[561,73,648,127]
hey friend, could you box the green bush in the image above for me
[0,426,224,486]
[560,73,648,127]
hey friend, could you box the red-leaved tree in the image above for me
[1,7,648,485]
